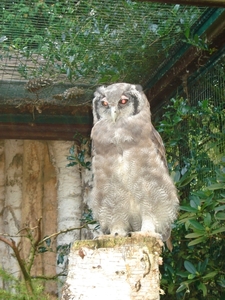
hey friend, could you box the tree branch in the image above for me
[0,235,34,295]
[38,224,87,245]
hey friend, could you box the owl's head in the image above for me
[92,83,149,123]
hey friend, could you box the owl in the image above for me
[91,83,179,241]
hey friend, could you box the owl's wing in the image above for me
[91,139,96,163]
[150,126,168,168]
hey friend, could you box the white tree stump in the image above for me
[61,236,163,300]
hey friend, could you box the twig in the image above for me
[38,224,87,245]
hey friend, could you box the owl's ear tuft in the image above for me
[134,84,143,92]
[94,85,106,97]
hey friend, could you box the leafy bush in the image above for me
[156,97,225,299]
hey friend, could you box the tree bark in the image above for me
[42,143,58,296]
[2,140,23,281]
[21,140,45,276]
[0,140,5,288]
[61,235,164,300]
[48,141,82,276]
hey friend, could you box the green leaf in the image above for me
[204,213,211,226]
[171,170,180,182]
[211,226,225,234]
[190,195,201,208]
[217,199,225,203]
[167,282,175,294]
[207,183,225,190]
[185,232,205,238]
[57,253,65,265]
[178,173,196,188]
[214,205,225,211]
[180,206,198,213]
[189,220,205,231]
[184,28,190,39]
[198,258,208,273]
[173,4,180,12]
[45,237,51,247]
[176,283,188,293]
[202,271,218,280]
[184,261,197,274]
[67,155,76,161]
[188,236,205,246]
[198,282,207,297]
[217,277,225,287]
[69,146,75,155]
[66,162,78,167]
[38,246,48,253]
[188,273,196,279]
[194,34,200,43]
[176,271,189,278]
[215,212,225,220]
[211,221,220,229]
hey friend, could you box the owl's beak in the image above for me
[111,107,117,122]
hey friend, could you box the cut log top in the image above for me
[61,235,164,300]
[72,235,163,252]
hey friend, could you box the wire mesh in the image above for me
[154,51,225,189]
[0,0,207,97]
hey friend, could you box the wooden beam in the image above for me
[0,123,92,141]
[0,104,93,140]
[134,0,225,8]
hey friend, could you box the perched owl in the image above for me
[91,83,179,241]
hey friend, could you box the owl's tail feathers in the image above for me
[162,227,173,251]
[165,237,173,252]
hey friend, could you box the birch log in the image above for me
[0,140,5,288]
[21,140,46,276]
[42,142,58,297]
[48,141,82,276]
[61,236,164,300]
[2,140,23,279]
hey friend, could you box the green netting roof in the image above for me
[0,0,208,88]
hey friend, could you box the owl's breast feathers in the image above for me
[91,111,167,169]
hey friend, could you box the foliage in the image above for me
[0,201,99,298]
[67,132,91,171]
[182,27,208,51]
[156,96,225,299]
[0,218,85,298]
[57,243,72,266]
[0,268,50,300]
[80,208,100,232]
[0,0,206,84]
[157,96,224,192]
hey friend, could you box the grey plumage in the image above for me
[91,83,179,241]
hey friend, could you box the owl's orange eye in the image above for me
[119,98,128,105]
[101,100,108,107]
